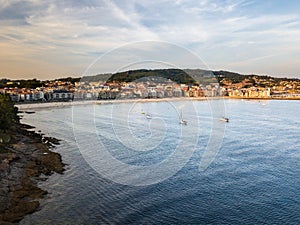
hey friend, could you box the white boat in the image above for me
[179,119,187,125]
[179,110,187,125]
[220,117,229,122]
[146,114,152,119]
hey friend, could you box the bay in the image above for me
[20,99,300,225]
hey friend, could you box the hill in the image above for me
[1,69,299,88]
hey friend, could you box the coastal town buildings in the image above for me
[1,73,300,102]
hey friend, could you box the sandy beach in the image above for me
[15,97,228,110]
[16,96,300,111]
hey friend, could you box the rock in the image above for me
[0,124,65,223]
[43,136,60,145]
[1,200,40,223]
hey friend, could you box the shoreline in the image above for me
[16,96,300,110]
[0,123,65,224]
[15,97,216,110]
[228,96,300,100]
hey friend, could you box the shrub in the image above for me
[0,93,19,132]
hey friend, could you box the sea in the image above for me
[20,99,300,225]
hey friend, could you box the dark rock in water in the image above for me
[43,136,60,145]
[19,123,35,129]
[24,111,35,114]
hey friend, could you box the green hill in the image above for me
[1,69,299,88]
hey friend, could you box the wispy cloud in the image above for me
[0,0,300,78]
[179,0,251,14]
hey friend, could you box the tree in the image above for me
[0,93,19,132]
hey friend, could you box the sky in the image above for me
[0,0,300,80]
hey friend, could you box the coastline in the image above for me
[15,97,226,110]
[228,96,300,100]
[15,96,300,110]
[0,123,64,224]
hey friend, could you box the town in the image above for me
[1,69,300,102]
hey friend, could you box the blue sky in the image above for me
[0,0,300,79]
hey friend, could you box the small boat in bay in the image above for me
[220,117,229,122]
[179,110,187,125]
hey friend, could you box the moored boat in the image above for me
[220,117,229,122]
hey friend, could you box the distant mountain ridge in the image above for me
[47,69,300,85]
[1,69,299,88]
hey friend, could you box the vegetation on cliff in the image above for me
[0,93,19,133]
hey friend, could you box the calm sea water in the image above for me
[20,100,300,225]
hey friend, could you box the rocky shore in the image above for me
[0,123,64,224]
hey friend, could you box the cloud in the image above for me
[0,0,300,78]
[175,0,252,14]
